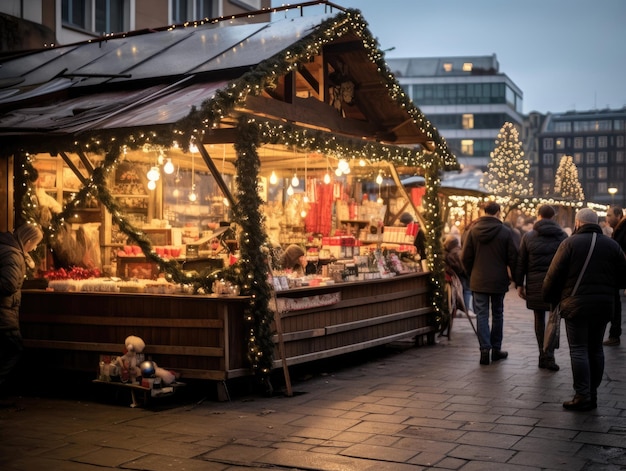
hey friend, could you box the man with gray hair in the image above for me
[543,208,626,411]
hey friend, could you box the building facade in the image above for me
[0,0,269,49]
[534,108,626,205]
[387,54,524,170]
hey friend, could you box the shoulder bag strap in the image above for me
[571,232,597,296]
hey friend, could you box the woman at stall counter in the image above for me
[280,244,308,276]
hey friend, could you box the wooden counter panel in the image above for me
[20,291,249,380]
[20,273,436,385]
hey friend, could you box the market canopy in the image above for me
[0,4,456,170]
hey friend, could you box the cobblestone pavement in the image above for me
[1,287,625,471]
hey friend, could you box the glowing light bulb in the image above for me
[335,168,343,177]
[286,185,294,196]
[163,159,175,174]
[300,210,307,218]
[338,159,349,173]
[172,188,180,198]
[376,173,383,185]
[147,166,160,181]
[223,198,230,207]
[188,185,197,202]
[323,172,331,184]
[269,171,278,185]
[359,159,366,166]
[147,180,156,190]
[291,173,299,187]
[303,195,309,203]
[377,197,384,204]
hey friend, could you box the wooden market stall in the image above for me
[0,2,457,394]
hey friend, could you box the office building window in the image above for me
[461,140,474,156]
[543,154,554,165]
[574,152,583,164]
[172,0,215,22]
[586,167,596,179]
[96,0,124,33]
[574,137,584,149]
[614,120,625,131]
[462,114,474,129]
[556,138,565,149]
[543,168,554,181]
[443,63,453,72]
[617,136,625,147]
[599,182,608,194]
[63,0,127,33]
[598,136,608,148]
[616,151,624,163]
[462,62,472,72]
[618,167,625,179]
[586,152,596,164]
[554,121,572,132]
[542,183,552,195]
[598,167,608,179]
[543,138,554,150]
[598,151,608,163]
[62,0,89,29]
[586,136,596,148]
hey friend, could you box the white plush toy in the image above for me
[117,335,145,384]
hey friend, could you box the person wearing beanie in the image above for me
[280,244,307,275]
[543,208,626,411]
[0,224,43,407]
[514,205,567,371]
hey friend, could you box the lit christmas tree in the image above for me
[481,122,533,212]
[554,155,585,200]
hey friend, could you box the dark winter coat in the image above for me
[443,236,465,278]
[612,216,626,251]
[461,216,518,294]
[514,218,568,311]
[0,232,28,331]
[543,224,626,320]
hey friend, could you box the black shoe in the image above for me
[603,337,620,346]
[491,349,508,362]
[480,349,490,365]
[563,394,596,411]
[543,359,559,371]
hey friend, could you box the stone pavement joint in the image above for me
[1,287,625,470]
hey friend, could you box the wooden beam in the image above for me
[196,141,237,208]
[59,151,88,185]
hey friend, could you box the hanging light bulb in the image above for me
[323,172,331,184]
[147,166,160,181]
[300,210,307,218]
[147,180,156,191]
[303,195,309,203]
[269,171,278,185]
[163,158,175,174]
[188,185,197,202]
[359,159,366,167]
[377,197,384,204]
[172,187,180,198]
[286,184,294,196]
[335,167,343,177]
[157,151,165,166]
[338,159,350,173]
[376,172,383,185]
[223,198,230,207]
[189,142,199,154]
[291,173,299,187]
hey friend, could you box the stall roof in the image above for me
[0,6,456,166]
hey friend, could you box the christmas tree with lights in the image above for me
[554,155,585,200]
[481,122,533,212]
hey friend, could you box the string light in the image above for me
[269,171,278,185]
[163,158,175,174]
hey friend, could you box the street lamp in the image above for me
[608,187,618,204]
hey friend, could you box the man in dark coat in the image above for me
[514,205,567,371]
[462,202,518,365]
[543,208,626,411]
[0,224,43,407]
[604,205,626,346]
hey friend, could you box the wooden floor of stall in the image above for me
[19,272,436,397]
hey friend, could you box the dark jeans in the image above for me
[473,292,505,351]
[564,316,608,399]
[0,330,23,393]
[608,291,622,339]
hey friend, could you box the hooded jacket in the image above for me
[612,215,626,251]
[514,218,568,311]
[543,223,626,320]
[0,232,28,330]
[461,216,518,293]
